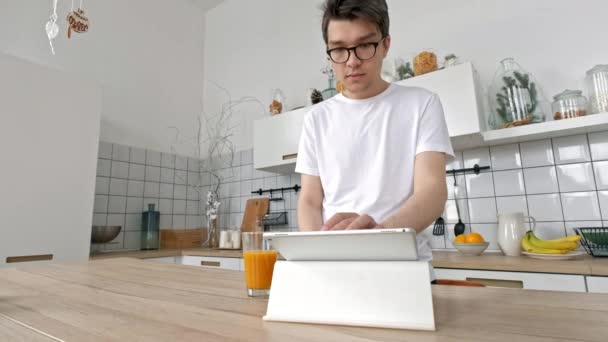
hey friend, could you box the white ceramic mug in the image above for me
[497,212,536,256]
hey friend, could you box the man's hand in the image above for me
[321,213,384,230]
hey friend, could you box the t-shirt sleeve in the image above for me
[415,93,455,161]
[295,111,320,176]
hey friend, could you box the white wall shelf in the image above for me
[482,112,608,146]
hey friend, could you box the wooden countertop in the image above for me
[91,248,608,276]
[1,258,608,341]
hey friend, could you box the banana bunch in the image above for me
[521,231,581,254]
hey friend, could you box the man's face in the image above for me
[326,17,390,99]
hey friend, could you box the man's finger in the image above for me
[330,216,358,230]
[322,212,358,230]
[346,214,376,230]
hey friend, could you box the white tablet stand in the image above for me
[263,260,435,330]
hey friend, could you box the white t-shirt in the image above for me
[295,83,454,264]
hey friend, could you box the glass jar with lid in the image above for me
[586,65,608,114]
[551,90,588,120]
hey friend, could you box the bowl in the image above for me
[91,225,122,243]
[453,242,489,256]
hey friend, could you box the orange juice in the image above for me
[243,250,278,289]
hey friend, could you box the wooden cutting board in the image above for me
[241,197,269,232]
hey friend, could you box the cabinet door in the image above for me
[587,276,608,293]
[253,107,307,174]
[179,256,241,271]
[435,268,586,292]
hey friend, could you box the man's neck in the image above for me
[343,80,391,100]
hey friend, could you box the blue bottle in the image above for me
[141,203,160,250]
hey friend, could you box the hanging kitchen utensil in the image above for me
[432,217,445,236]
[453,173,466,236]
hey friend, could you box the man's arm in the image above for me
[380,151,447,233]
[297,174,324,231]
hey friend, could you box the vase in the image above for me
[489,58,546,129]
[208,216,220,248]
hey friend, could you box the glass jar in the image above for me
[551,90,588,120]
[488,58,546,129]
[586,65,608,114]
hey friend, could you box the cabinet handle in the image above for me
[466,277,523,289]
[6,254,54,263]
[201,261,221,267]
[282,153,297,160]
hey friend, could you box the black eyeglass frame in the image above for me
[326,36,387,64]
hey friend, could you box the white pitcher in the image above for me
[497,212,536,256]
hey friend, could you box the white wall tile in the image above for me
[173,200,186,215]
[144,182,160,198]
[175,155,188,170]
[126,197,143,214]
[527,194,563,221]
[561,192,601,221]
[111,161,129,179]
[465,173,494,198]
[493,170,525,196]
[109,178,128,196]
[186,215,202,229]
[599,191,608,220]
[523,166,558,194]
[187,171,200,186]
[252,178,264,194]
[159,199,173,215]
[552,135,591,164]
[241,180,252,196]
[94,195,108,213]
[146,150,161,166]
[264,176,277,190]
[277,175,291,188]
[112,144,130,162]
[240,164,252,181]
[230,197,241,212]
[470,224,499,250]
[557,163,596,192]
[186,200,199,215]
[446,175,467,199]
[467,198,497,223]
[145,166,161,182]
[565,221,603,238]
[490,144,522,171]
[187,186,199,201]
[92,213,107,226]
[161,153,176,168]
[95,177,110,195]
[444,199,470,224]
[593,161,608,190]
[108,196,127,213]
[172,215,186,228]
[98,141,112,159]
[241,149,253,165]
[446,151,464,170]
[159,183,174,199]
[188,157,200,172]
[496,196,528,216]
[219,183,230,199]
[127,180,145,197]
[174,185,187,200]
[229,182,240,197]
[463,147,490,169]
[174,170,187,185]
[290,173,301,185]
[130,147,146,164]
[230,213,241,228]
[160,167,174,184]
[97,159,111,177]
[589,131,608,161]
[125,231,141,250]
[160,214,173,229]
[125,214,141,231]
[520,139,554,167]
[128,164,145,181]
[533,221,566,240]
[107,214,125,227]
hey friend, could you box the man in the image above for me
[295,0,454,270]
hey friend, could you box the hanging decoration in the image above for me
[45,0,59,55]
[67,0,89,39]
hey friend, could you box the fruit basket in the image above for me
[575,227,608,257]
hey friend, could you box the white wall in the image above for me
[204,0,608,151]
[0,0,207,157]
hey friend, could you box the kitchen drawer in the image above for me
[178,256,241,271]
[435,268,586,292]
[145,257,178,264]
[586,276,608,293]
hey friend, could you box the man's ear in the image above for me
[382,35,391,58]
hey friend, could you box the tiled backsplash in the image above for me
[94,130,608,252]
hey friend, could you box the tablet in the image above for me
[263,228,418,261]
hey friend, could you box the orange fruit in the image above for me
[464,232,485,243]
[454,234,466,243]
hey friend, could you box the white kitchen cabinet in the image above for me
[0,53,101,267]
[253,106,307,174]
[435,268,587,292]
[586,276,608,293]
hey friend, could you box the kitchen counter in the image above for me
[1,257,608,341]
[91,248,608,276]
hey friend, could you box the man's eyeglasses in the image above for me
[326,37,386,64]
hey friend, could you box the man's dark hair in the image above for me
[321,0,389,44]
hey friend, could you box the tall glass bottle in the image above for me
[141,203,160,250]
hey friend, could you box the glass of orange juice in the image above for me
[242,231,277,297]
